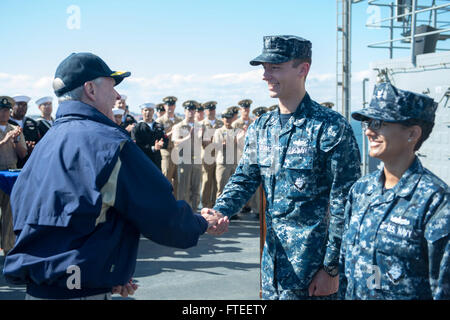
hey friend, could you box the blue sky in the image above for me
[0,0,400,116]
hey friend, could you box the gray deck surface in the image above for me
[0,213,261,300]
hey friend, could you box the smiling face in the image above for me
[85,77,120,121]
[262,60,309,99]
[364,120,416,162]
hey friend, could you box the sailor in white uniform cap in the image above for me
[9,94,40,168]
[35,96,55,137]
[112,107,125,126]
[114,94,136,134]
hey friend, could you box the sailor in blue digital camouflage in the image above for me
[339,82,449,299]
[211,35,361,299]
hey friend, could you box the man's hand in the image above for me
[201,208,229,236]
[154,138,164,151]
[126,123,135,133]
[26,140,36,151]
[308,268,339,297]
[1,127,21,145]
[112,278,139,298]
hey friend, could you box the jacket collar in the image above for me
[55,100,126,133]
[264,92,311,130]
[365,156,423,199]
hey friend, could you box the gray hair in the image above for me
[57,77,105,103]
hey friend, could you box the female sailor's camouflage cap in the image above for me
[352,82,437,123]
[250,35,312,66]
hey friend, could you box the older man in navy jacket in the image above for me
[3,52,228,300]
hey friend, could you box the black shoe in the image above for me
[230,214,240,220]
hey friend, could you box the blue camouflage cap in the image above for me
[250,35,312,66]
[352,82,437,123]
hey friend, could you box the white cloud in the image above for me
[0,68,372,116]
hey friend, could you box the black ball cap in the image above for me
[53,52,131,97]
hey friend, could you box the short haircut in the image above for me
[291,58,311,80]
[58,77,105,103]
[292,57,312,68]
[401,119,434,151]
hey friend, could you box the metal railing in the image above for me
[365,0,450,64]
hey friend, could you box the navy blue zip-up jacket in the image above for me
[3,100,208,299]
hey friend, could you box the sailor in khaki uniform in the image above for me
[196,103,205,122]
[268,104,278,112]
[253,106,268,118]
[232,99,259,215]
[213,110,241,201]
[200,101,223,208]
[226,106,240,125]
[0,96,27,254]
[156,96,183,196]
[321,102,334,109]
[156,103,166,119]
[172,100,203,211]
[9,95,41,168]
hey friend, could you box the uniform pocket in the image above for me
[375,228,422,260]
[375,230,422,290]
[284,153,316,198]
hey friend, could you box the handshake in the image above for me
[200,208,230,236]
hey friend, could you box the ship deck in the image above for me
[0,213,261,300]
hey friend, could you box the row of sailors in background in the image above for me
[1,93,334,215]
[113,95,281,215]
[0,95,54,169]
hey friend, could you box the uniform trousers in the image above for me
[177,163,202,211]
[0,189,15,254]
[201,163,217,208]
[216,164,235,199]
[161,154,178,197]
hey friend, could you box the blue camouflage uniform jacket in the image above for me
[213,93,361,290]
[339,157,449,299]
